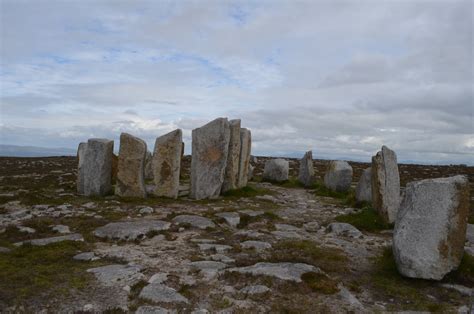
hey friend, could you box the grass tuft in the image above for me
[335,206,392,232]
[301,272,340,294]
[221,185,272,198]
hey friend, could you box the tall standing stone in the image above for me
[237,128,251,188]
[153,129,182,199]
[144,151,154,180]
[76,142,88,194]
[222,119,242,193]
[263,159,289,182]
[355,167,372,203]
[324,161,353,192]
[393,176,469,280]
[82,138,114,196]
[190,118,230,200]
[371,146,400,223]
[116,133,147,198]
[298,151,314,187]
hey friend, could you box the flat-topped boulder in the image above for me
[263,159,289,182]
[393,175,469,280]
[116,133,147,198]
[324,160,352,192]
[372,145,400,223]
[298,150,315,187]
[227,262,319,282]
[172,215,216,229]
[190,118,230,199]
[93,220,170,241]
[222,119,241,193]
[152,129,182,199]
[82,138,114,196]
[355,167,372,203]
[237,128,252,188]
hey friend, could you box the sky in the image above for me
[0,0,473,164]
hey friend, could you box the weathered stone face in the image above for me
[371,146,400,223]
[190,118,230,200]
[263,158,289,182]
[76,142,88,194]
[144,151,153,180]
[152,129,182,199]
[393,175,469,280]
[298,150,314,187]
[222,119,241,193]
[116,133,147,198]
[237,128,252,188]
[323,160,353,192]
[82,138,114,196]
[355,167,372,203]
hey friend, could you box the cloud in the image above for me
[0,0,472,164]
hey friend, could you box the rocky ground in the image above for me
[0,156,473,313]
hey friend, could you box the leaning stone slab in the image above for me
[371,146,400,223]
[139,283,189,304]
[14,233,84,246]
[355,167,372,203]
[393,175,469,280]
[227,262,319,282]
[82,138,114,196]
[222,119,241,193]
[298,151,315,187]
[263,159,289,182]
[116,133,147,198]
[190,118,230,199]
[237,128,252,188]
[152,129,182,199]
[87,264,144,287]
[324,160,353,192]
[93,220,171,241]
[76,142,88,194]
[172,215,216,230]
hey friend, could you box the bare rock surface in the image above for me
[139,283,189,304]
[240,240,272,251]
[328,222,363,238]
[136,306,176,314]
[93,220,171,241]
[116,133,147,198]
[324,160,353,192]
[87,264,144,287]
[215,211,240,227]
[15,233,84,246]
[191,118,230,199]
[172,215,216,229]
[153,129,182,199]
[393,175,469,280]
[240,285,270,295]
[227,262,319,282]
[263,159,289,182]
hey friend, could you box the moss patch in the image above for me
[301,272,339,294]
[221,185,273,198]
[334,206,392,232]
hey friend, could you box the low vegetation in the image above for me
[221,185,273,198]
[334,206,392,232]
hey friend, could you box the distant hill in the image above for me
[0,145,76,157]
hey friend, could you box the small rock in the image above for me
[83,304,95,311]
[0,247,11,253]
[87,264,144,287]
[241,240,272,251]
[240,285,270,295]
[73,252,99,261]
[139,207,154,214]
[93,220,170,241]
[328,223,363,238]
[189,261,228,271]
[148,273,168,284]
[82,202,97,209]
[172,215,215,230]
[238,210,264,217]
[227,262,319,282]
[303,222,320,232]
[17,226,36,234]
[52,224,71,234]
[139,283,189,304]
[15,233,84,246]
[440,283,472,296]
[136,306,176,314]
[210,254,235,264]
[215,212,240,227]
[198,243,232,254]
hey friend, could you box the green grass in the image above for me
[334,206,392,232]
[312,182,348,199]
[221,185,272,198]
[270,240,348,274]
[237,211,280,229]
[0,241,106,305]
[301,272,339,294]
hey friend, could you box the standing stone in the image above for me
[222,119,242,193]
[355,167,372,203]
[298,151,314,187]
[190,118,230,200]
[263,159,289,182]
[248,164,255,181]
[116,133,147,198]
[83,138,114,196]
[144,151,153,180]
[393,176,469,280]
[152,129,182,199]
[371,146,400,223]
[237,128,251,188]
[77,142,88,194]
[324,161,353,192]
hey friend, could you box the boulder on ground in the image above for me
[355,167,372,203]
[116,133,147,198]
[222,119,241,193]
[324,161,353,192]
[298,150,315,187]
[393,175,469,280]
[82,138,114,196]
[190,118,230,200]
[152,129,182,199]
[237,128,252,188]
[372,145,400,223]
[263,159,289,182]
